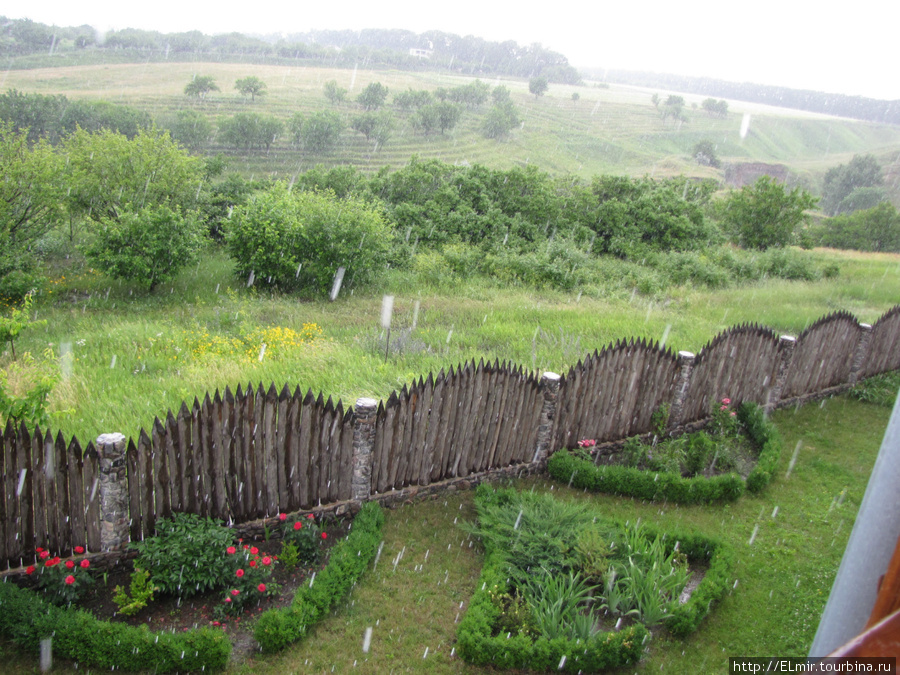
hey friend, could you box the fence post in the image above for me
[767,335,797,412]
[97,433,129,552]
[351,398,378,502]
[532,372,561,467]
[849,324,873,385]
[668,351,696,430]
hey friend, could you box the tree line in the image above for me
[0,17,579,84]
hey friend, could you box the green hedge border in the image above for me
[456,488,734,670]
[254,501,385,652]
[0,581,231,672]
[547,402,783,504]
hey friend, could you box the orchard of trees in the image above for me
[1,114,839,304]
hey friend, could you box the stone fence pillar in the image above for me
[849,324,873,385]
[97,433,129,552]
[351,398,378,502]
[667,351,696,430]
[532,372,561,467]
[766,335,797,412]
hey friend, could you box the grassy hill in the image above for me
[5,62,900,194]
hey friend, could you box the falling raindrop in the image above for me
[329,267,346,301]
[748,524,759,546]
[785,440,802,478]
[110,355,117,369]
[362,627,373,653]
[740,113,751,139]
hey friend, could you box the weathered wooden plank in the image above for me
[286,387,302,512]
[195,395,213,517]
[423,373,445,483]
[0,428,9,568]
[263,383,279,517]
[495,370,522,467]
[388,388,409,489]
[163,411,181,513]
[210,390,228,520]
[454,363,480,477]
[67,437,87,551]
[444,366,469,478]
[16,425,34,562]
[325,400,343,503]
[318,397,336,501]
[338,408,354,501]
[484,367,512,470]
[409,381,430,485]
[241,385,257,518]
[376,396,397,493]
[172,403,192,515]
[151,417,170,521]
[33,428,52,554]
[53,432,71,554]
[221,387,237,520]
[296,390,315,508]
[250,385,266,518]
[417,374,438,485]
[276,384,292,513]
[429,370,454,482]
[136,430,154,539]
[83,442,101,552]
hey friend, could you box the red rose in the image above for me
[293,522,302,530]
[39,551,50,560]
[224,597,232,603]
[26,565,35,575]
[226,546,236,555]
[279,513,287,521]
[236,569,244,578]
[306,514,314,519]
[80,559,90,569]
[73,546,84,554]
[65,560,75,569]
[35,547,44,553]
[257,583,266,593]
[64,575,75,585]
[261,556,272,566]
[321,532,327,539]
[231,588,240,596]
[249,560,257,568]
[250,547,259,555]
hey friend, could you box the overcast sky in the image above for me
[8,0,899,101]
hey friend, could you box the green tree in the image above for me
[0,89,69,143]
[821,154,884,216]
[661,95,686,122]
[184,75,219,99]
[227,183,394,295]
[702,98,728,118]
[62,127,204,224]
[483,102,521,139]
[692,140,721,168]
[219,113,283,151]
[816,202,900,252]
[323,80,348,105]
[235,76,267,102]
[299,111,344,153]
[0,122,63,283]
[491,86,512,105]
[85,204,204,291]
[720,176,817,250]
[165,110,212,151]
[528,76,549,97]
[350,111,394,148]
[357,82,389,111]
[58,100,152,139]
[392,89,433,110]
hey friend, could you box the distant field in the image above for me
[4,62,900,185]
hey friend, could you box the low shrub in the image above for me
[850,371,900,408]
[254,501,384,652]
[0,582,231,671]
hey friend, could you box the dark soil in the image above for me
[75,519,350,663]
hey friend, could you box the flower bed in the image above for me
[456,485,733,672]
[548,401,783,504]
[0,503,383,671]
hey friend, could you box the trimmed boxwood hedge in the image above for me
[456,487,734,671]
[254,500,385,652]
[0,581,231,671]
[548,402,783,504]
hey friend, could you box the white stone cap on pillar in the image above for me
[96,433,126,445]
[355,397,378,408]
[861,323,872,329]
[678,351,695,359]
[779,335,796,343]
[543,372,561,381]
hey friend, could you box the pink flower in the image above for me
[26,565,35,575]
[720,405,727,411]
[250,547,259,555]
[224,597,232,603]
[39,550,50,560]
[35,547,44,553]
[730,412,737,417]
[65,560,75,569]
[293,522,302,531]
[231,588,240,596]
[226,546,236,555]
[257,583,266,593]
[249,560,257,568]
[236,569,245,578]
[321,532,327,540]
[279,513,287,522]
[80,559,90,569]
[64,575,75,585]
[261,556,272,566]
[306,514,314,519]
[73,546,84,554]
[722,398,731,405]
[212,621,221,626]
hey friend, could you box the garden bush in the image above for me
[254,501,384,652]
[0,582,231,671]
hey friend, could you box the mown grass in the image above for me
[4,63,900,181]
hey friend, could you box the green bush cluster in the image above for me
[0,582,231,672]
[254,501,384,652]
[850,371,900,408]
[548,401,783,503]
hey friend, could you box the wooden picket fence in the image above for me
[1,304,899,570]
